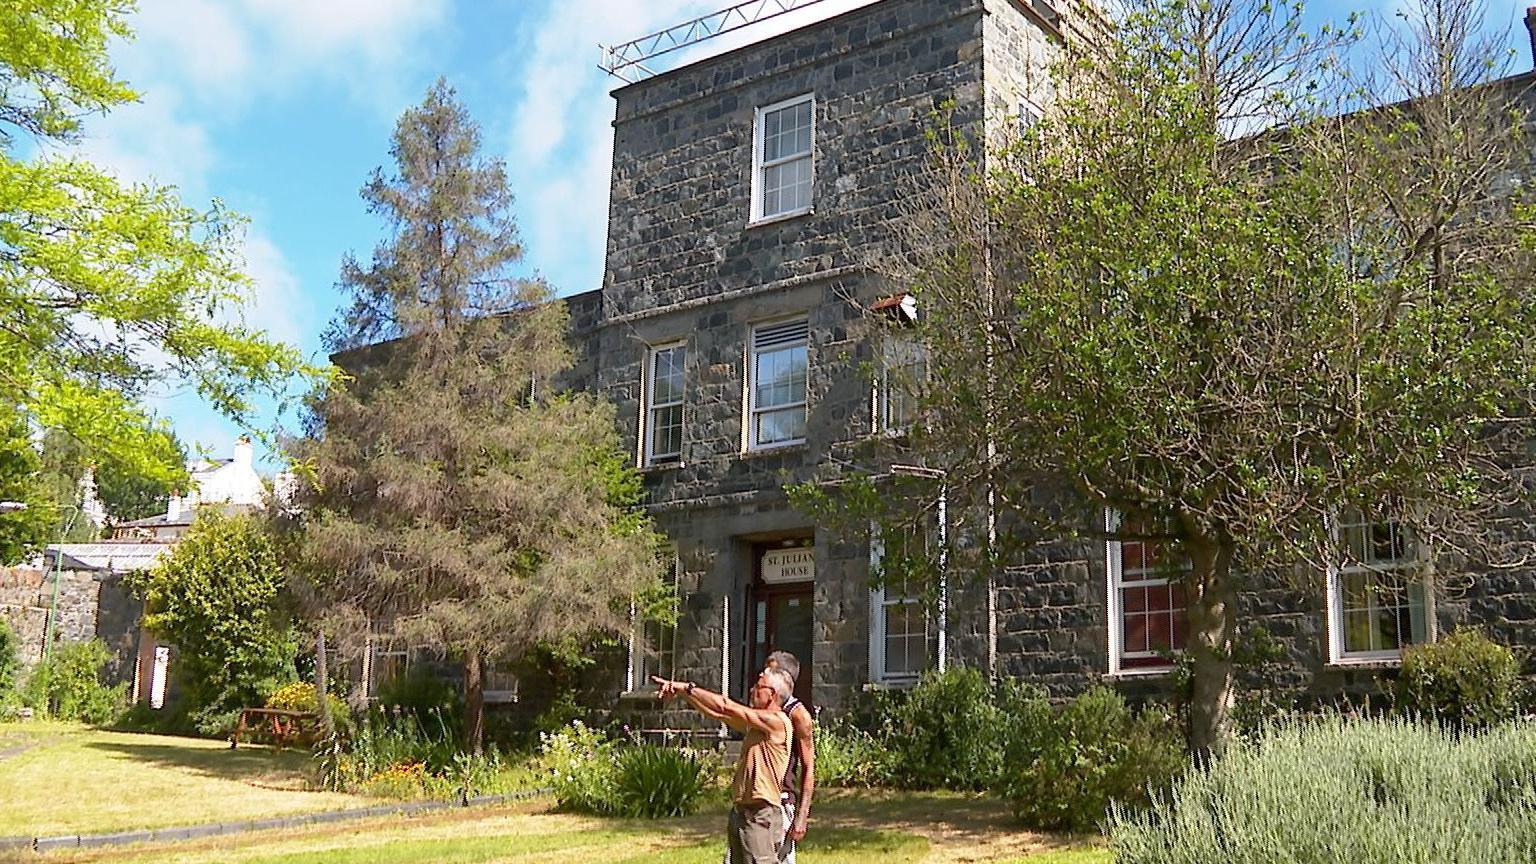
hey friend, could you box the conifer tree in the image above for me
[300,81,661,752]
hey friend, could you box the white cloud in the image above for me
[236,229,311,351]
[118,0,448,113]
[507,0,881,295]
[73,89,216,200]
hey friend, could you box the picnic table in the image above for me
[229,707,320,750]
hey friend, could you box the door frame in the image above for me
[745,539,814,708]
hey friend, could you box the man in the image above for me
[765,650,814,860]
[654,670,794,864]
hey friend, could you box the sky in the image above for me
[69,0,1536,471]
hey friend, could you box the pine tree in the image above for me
[300,81,662,753]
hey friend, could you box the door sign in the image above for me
[761,547,814,583]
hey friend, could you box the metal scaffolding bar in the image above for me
[599,0,835,83]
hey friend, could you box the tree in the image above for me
[299,81,664,753]
[1,1,307,487]
[38,428,186,538]
[816,0,1536,753]
[126,510,297,732]
[0,405,63,562]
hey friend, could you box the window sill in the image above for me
[641,460,685,474]
[1326,656,1403,669]
[747,208,813,230]
[741,441,807,459]
[862,679,919,691]
[619,688,665,701]
[1105,666,1176,679]
[484,690,519,704]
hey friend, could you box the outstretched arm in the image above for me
[652,677,781,737]
[789,703,815,840]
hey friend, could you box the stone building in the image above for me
[585,0,1081,719]
[577,0,1536,725]
[340,0,1533,725]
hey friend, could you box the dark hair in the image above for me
[766,650,800,684]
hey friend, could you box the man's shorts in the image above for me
[722,799,796,864]
[726,802,782,864]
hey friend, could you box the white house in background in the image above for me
[112,436,267,541]
[36,436,271,708]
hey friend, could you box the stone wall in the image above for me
[591,0,1536,723]
[0,565,106,679]
[596,0,1052,720]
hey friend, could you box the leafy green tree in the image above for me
[37,427,185,539]
[127,510,297,732]
[0,406,64,562]
[811,0,1536,752]
[1,0,307,488]
[300,81,664,753]
[93,432,187,523]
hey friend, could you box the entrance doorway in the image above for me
[749,542,814,708]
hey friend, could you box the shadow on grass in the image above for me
[82,738,317,787]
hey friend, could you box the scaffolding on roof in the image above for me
[599,0,835,84]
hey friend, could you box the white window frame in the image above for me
[626,550,681,694]
[877,336,925,435]
[642,341,686,466]
[746,318,809,451]
[751,93,815,224]
[1105,509,1189,677]
[1016,97,1043,138]
[484,662,520,704]
[366,640,409,699]
[867,531,931,686]
[1326,514,1432,664]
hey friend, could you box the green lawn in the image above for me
[35,801,1107,864]
[0,723,1108,864]
[0,722,362,837]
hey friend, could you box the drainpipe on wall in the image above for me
[937,485,949,674]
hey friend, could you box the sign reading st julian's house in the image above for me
[762,547,815,584]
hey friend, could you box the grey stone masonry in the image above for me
[588,0,1069,721]
[0,564,143,693]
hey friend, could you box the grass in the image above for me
[0,722,361,837]
[0,724,1107,863]
[23,789,1107,864]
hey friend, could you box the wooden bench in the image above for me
[230,708,319,750]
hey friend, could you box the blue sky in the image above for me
[73,0,1536,470]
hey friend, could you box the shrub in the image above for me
[125,511,298,732]
[538,722,712,818]
[613,744,711,817]
[539,720,622,814]
[22,639,125,724]
[361,760,430,799]
[0,618,20,716]
[873,667,1036,790]
[347,706,461,776]
[265,681,351,732]
[1397,628,1522,728]
[377,666,461,726]
[814,716,887,787]
[1002,686,1185,833]
[1107,716,1536,863]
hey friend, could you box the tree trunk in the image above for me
[315,630,334,738]
[463,649,484,755]
[1183,535,1238,759]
